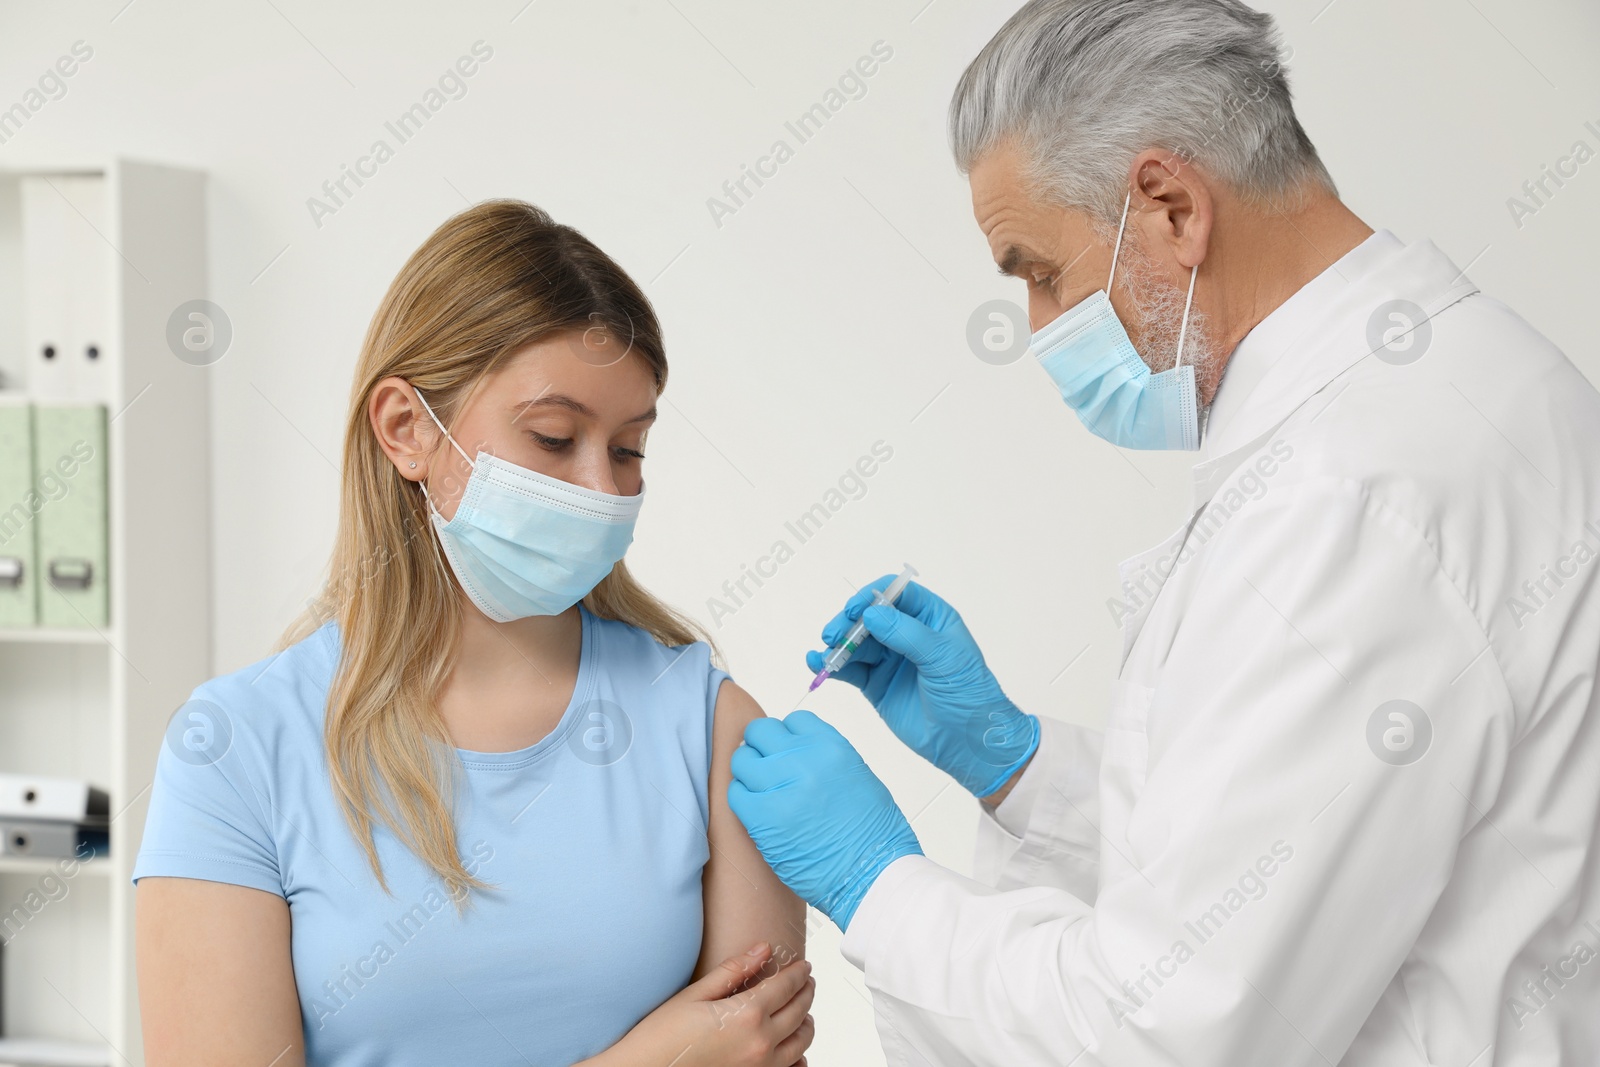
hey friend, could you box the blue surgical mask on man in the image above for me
[412,387,642,622]
[1029,193,1201,451]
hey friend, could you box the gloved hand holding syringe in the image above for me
[807,563,919,692]
[734,563,1044,930]
[796,563,1039,798]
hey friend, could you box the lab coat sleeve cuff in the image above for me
[982,714,1064,838]
[840,853,933,972]
[973,716,1102,898]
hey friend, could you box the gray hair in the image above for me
[949,0,1336,229]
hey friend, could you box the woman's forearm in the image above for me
[578,945,814,1067]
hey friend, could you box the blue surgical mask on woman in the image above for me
[412,387,643,622]
[1029,192,1201,451]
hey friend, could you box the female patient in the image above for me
[134,201,811,1066]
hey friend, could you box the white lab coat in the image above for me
[841,231,1600,1065]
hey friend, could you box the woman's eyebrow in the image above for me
[512,394,657,423]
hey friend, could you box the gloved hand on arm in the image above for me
[728,712,922,932]
[809,577,1040,799]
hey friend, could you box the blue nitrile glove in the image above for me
[809,577,1040,798]
[727,711,922,932]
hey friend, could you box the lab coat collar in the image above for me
[1201,230,1402,452]
[1190,231,1479,510]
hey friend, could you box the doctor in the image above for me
[728,0,1600,1062]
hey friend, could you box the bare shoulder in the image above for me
[711,678,766,747]
[707,678,765,787]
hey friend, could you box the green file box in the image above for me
[33,404,108,629]
[0,400,39,628]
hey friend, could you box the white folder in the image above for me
[0,771,110,822]
[20,176,110,406]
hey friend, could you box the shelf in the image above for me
[0,159,209,1065]
[0,1037,112,1066]
[0,629,112,645]
[0,855,111,877]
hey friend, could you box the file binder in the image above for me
[60,177,111,407]
[0,820,108,860]
[0,773,110,822]
[32,404,107,628]
[0,398,36,627]
[19,176,110,407]
[19,177,71,405]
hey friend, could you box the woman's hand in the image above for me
[600,942,814,1066]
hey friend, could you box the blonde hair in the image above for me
[283,200,713,901]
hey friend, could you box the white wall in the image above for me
[2,0,1596,1061]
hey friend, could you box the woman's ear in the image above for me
[369,377,437,482]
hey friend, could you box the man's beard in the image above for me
[1115,237,1225,409]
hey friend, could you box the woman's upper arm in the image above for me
[136,877,304,1067]
[695,679,806,980]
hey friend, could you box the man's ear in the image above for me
[1127,149,1214,272]
[369,377,438,482]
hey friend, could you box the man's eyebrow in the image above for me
[998,242,1095,281]
[512,394,657,424]
[997,245,1028,277]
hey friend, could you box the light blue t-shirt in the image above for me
[133,604,730,1066]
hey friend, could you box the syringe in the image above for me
[808,563,919,692]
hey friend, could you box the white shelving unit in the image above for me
[0,161,210,1066]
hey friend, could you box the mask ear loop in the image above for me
[1106,191,1131,291]
[411,386,477,514]
[1112,192,1198,374]
[1173,264,1198,372]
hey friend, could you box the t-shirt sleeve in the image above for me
[131,694,283,897]
[693,645,733,829]
[704,658,733,764]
